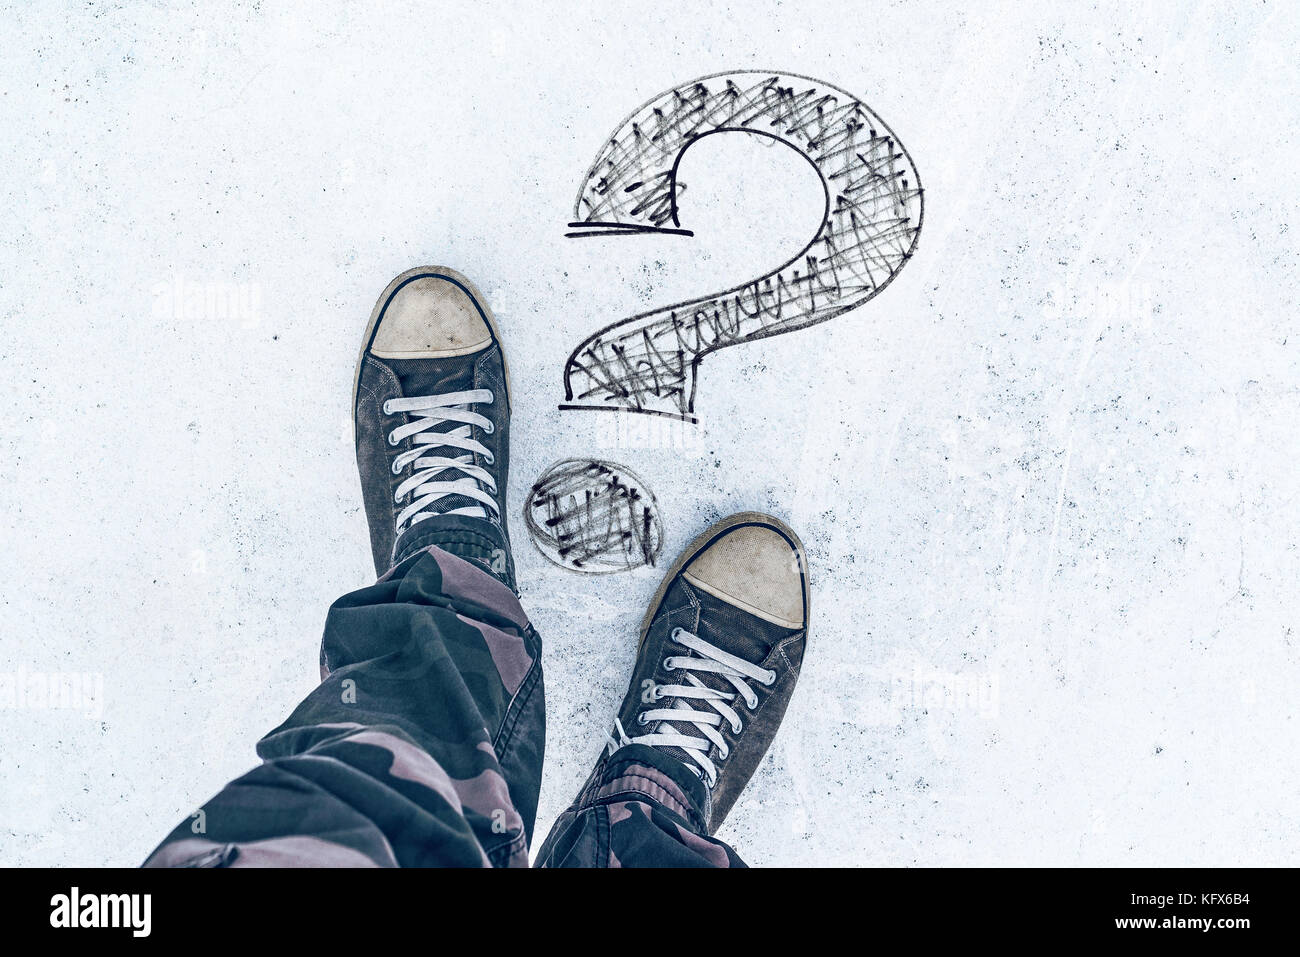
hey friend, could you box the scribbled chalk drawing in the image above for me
[561,70,924,423]
[524,459,663,572]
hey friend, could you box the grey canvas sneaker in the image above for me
[352,266,515,588]
[595,512,810,832]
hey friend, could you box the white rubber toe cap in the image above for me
[682,523,807,629]
[370,275,493,359]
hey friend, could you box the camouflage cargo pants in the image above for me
[143,545,744,867]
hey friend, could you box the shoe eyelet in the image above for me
[483,422,495,434]
[746,696,758,710]
[732,720,743,733]
[763,670,777,686]
[391,460,403,475]
[387,432,399,446]
[662,657,676,671]
[382,400,394,414]
[483,453,495,465]
[637,713,648,726]
[670,627,683,641]
[718,745,729,760]
[652,686,664,700]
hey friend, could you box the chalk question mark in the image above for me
[561,70,924,423]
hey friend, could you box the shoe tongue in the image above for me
[650,580,800,771]
[383,356,485,517]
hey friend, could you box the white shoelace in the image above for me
[607,627,776,787]
[384,389,498,535]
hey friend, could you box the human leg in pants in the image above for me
[144,542,543,867]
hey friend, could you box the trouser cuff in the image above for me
[391,515,515,591]
[580,744,712,835]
